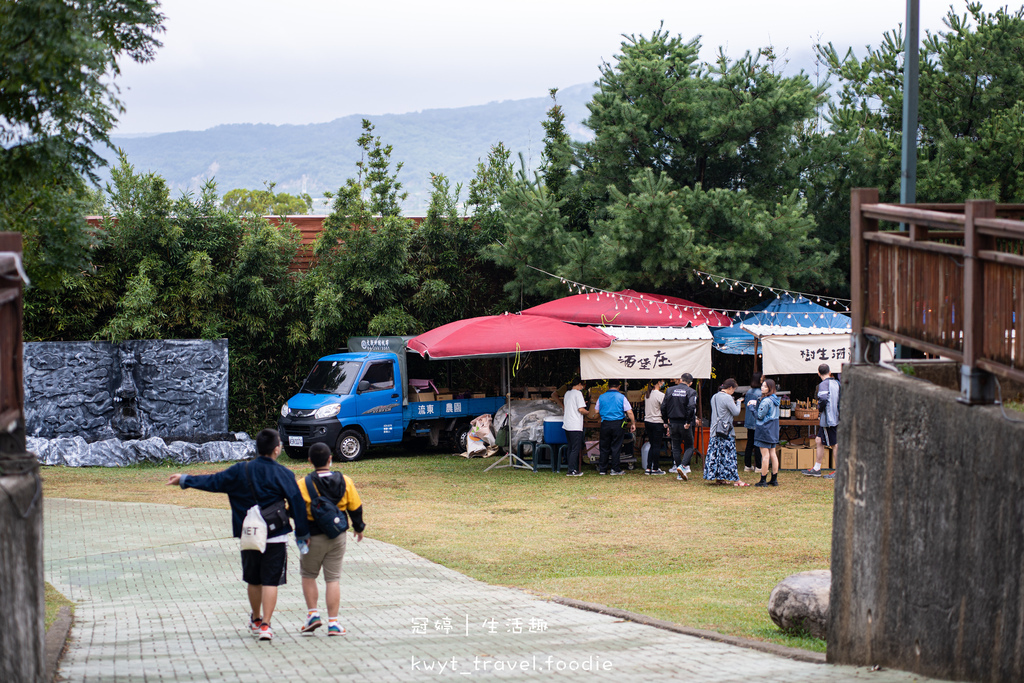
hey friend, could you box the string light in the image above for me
[515,261,851,329]
[689,269,850,309]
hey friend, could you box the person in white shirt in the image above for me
[562,378,588,476]
[643,380,667,475]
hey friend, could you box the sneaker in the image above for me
[683,466,691,475]
[258,624,274,641]
[327,623,346,636]
[667,465,678,473]
[823,472,836,479]
[743,466,754,472]
[598,470,608,475]
[301,613,322,634]
[610,470,625,476]
[651,469,666,475]
[566,471,583,477]
[644,469,652,475]
[249,616,262,637]
[677,470,688,481]
[802,468,822,477]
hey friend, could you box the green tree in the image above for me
[584,26,822,203]
[0,0,164,286]
[302,120,417,341]
[807,3,1024,285]
[486,26,836,300]
[221,183,313,215]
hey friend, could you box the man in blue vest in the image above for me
[595,380,636,475]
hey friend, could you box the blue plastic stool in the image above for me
[516,440,536,464]
[532,443,555,472]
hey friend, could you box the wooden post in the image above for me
[850,188,879,364]
[0,232,45,683]
[960,200,997,404]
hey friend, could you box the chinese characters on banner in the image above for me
[580,339,712,380]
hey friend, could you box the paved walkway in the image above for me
[45,498,938,682]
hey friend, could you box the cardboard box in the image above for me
[471,392,486,399]
[735,438,747,454]
[780,447,798,470]
[797,448,816,470]
[410,391,435,402]
[734,426,748,439]
[436,393,453,401]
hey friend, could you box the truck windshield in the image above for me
[299,361,362,395]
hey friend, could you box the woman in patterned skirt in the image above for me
[704,378,747,486]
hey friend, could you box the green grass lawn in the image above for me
[41,450,833,651]
[45,581,73,631]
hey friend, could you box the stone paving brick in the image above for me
[44,498,940,682]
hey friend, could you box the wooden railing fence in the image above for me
[851,188,1024,403]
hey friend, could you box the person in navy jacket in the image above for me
[167,429,309,641]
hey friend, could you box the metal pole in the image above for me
[899,0,920,211]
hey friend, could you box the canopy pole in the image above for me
[485,356,531,472]
[753,337,760,373]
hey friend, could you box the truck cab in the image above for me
[279,351,403,461]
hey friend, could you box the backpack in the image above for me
[306,473,348,539]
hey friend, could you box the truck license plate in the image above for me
[289,436,303,447]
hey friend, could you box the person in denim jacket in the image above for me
[753,378,781,487]
[741,372,762,472]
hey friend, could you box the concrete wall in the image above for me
[829,365,1024,682]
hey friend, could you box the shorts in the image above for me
[817,426,837,447]
[241,543,287,586]
[299,533,347,582]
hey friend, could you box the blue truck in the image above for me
[278,336,504,461]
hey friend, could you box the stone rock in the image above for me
[768,569,830,639]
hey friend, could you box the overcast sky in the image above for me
[113,0,995,135]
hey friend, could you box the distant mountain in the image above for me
[101,83,598,215]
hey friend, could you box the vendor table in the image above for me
[778,419,819,446]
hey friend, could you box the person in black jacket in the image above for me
[295,442,366,636]
[167,429,309,642]
[661,373,700,480]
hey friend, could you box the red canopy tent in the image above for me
[521,289,733,327]
[408,313,613,471]
[407,312,614,359]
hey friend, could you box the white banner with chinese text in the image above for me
[580,339,712,380]
[760,334,894,375]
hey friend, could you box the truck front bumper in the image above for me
[277,416,343,458]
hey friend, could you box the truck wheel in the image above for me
[452,424,470,453]
[335,430,366,462]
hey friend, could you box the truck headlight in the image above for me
[280,403,290,417]
[314,403,341,419]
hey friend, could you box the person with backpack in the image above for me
[296,442,366,636]
[804,363,841,479]
[166,429,309,642]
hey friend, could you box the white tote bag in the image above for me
[240,504,268,552]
